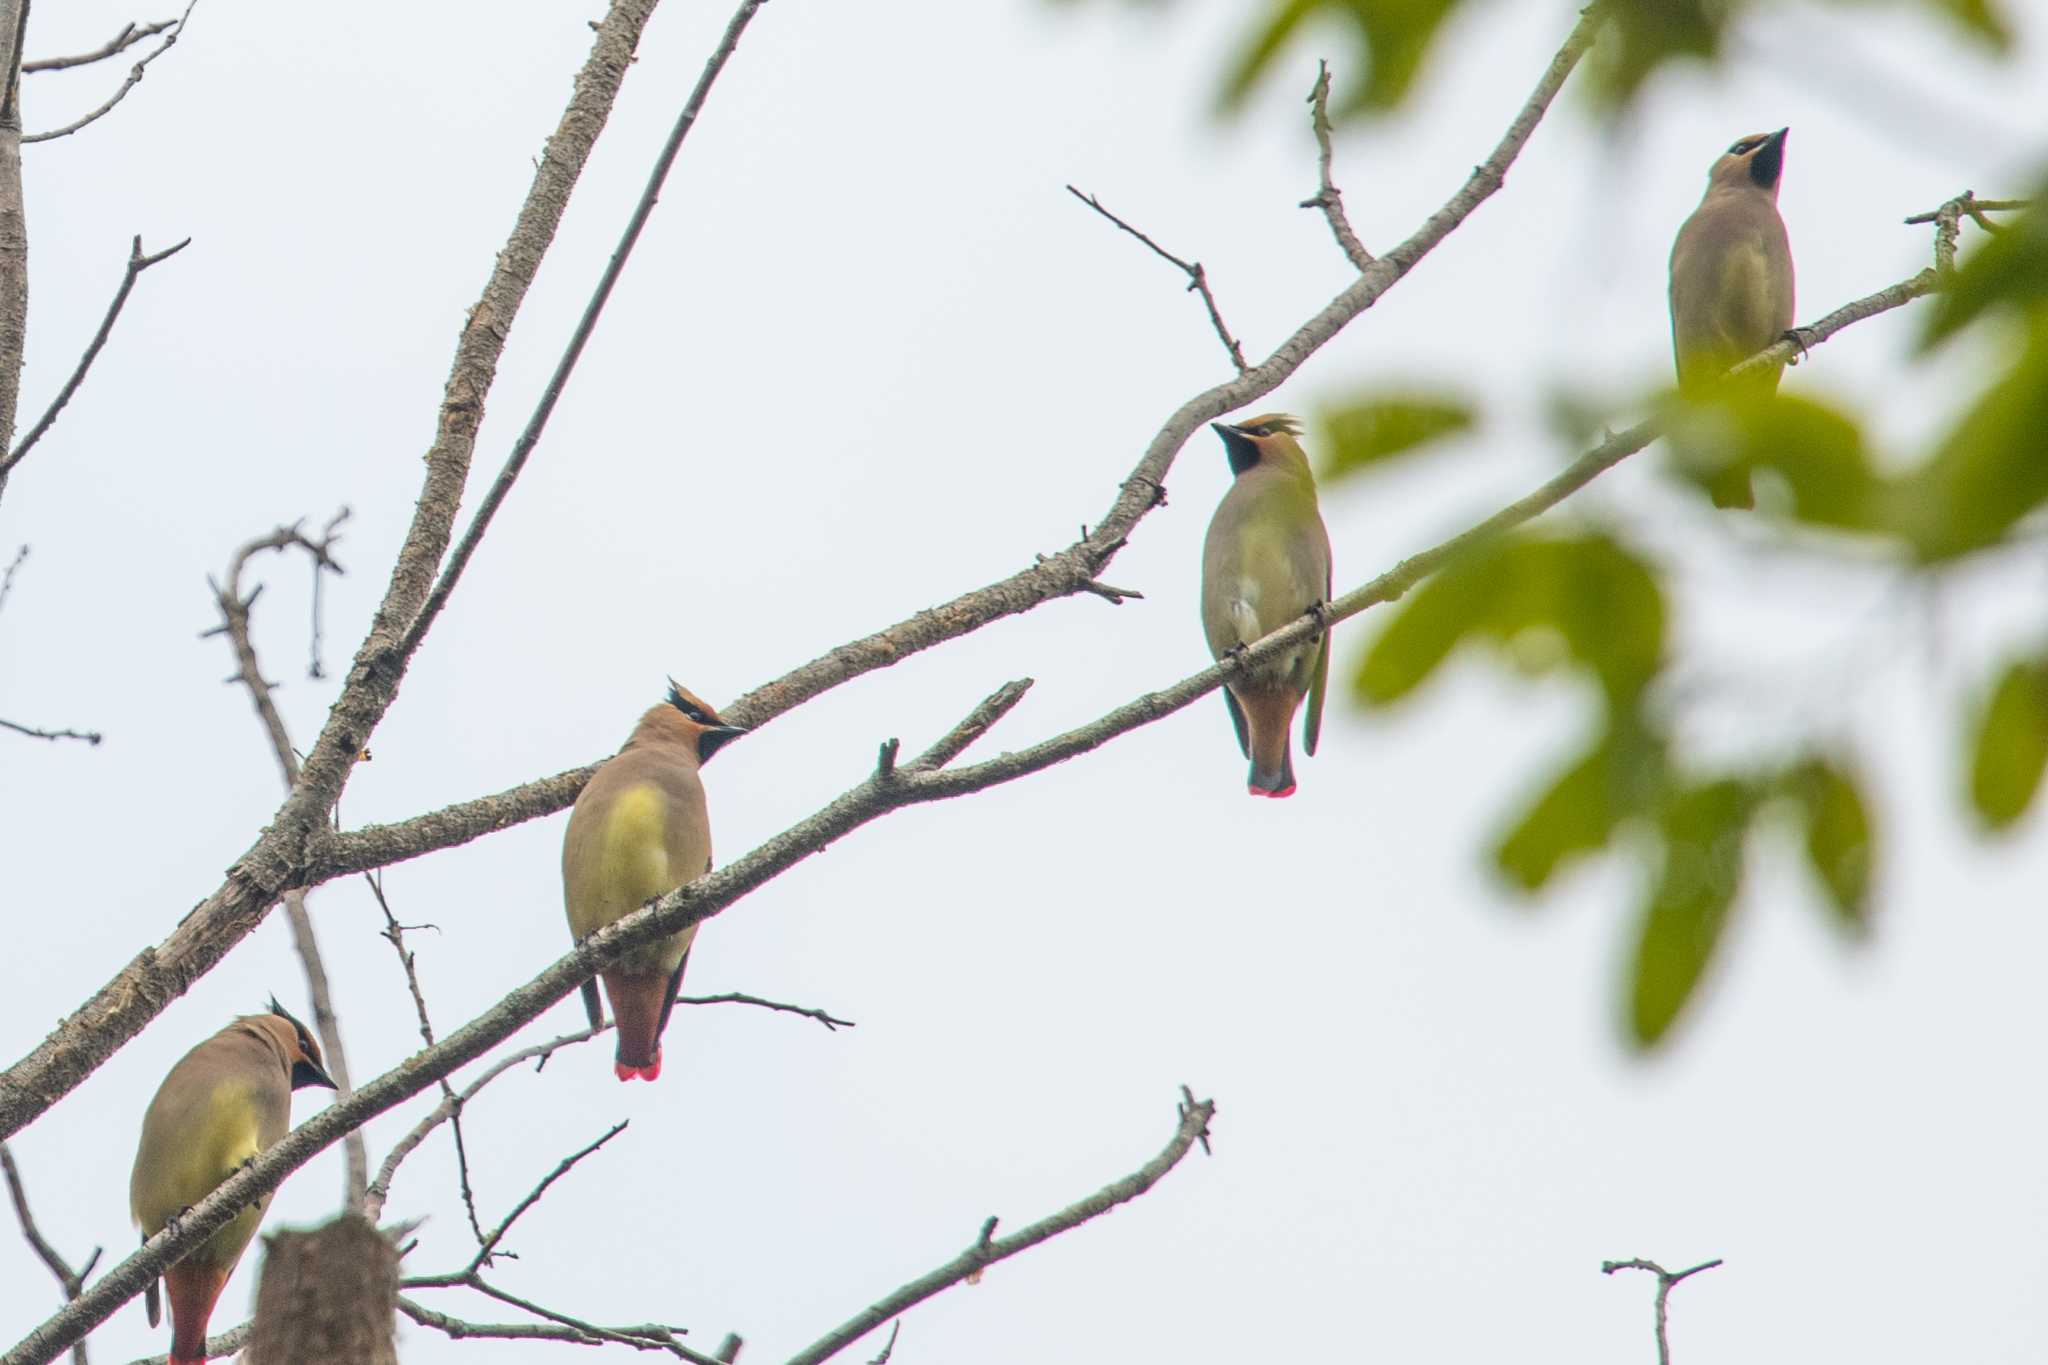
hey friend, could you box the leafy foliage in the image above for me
[1969,657,2048,831]
[1318,392,1474,478]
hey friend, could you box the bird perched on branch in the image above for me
[564,680,746,1081]
[130,1001,337,1365]
[1201,414,1332,798]
[1668,126,1795,510]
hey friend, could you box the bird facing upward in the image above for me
[1668,126,1795,510]
[130,1002,337,1365]
[1200,414,1333,798]
[563,680,746,1081]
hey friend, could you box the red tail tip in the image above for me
[1247,782,1297,798]
[170,1356,207,1365]
[613,1052,662,1082]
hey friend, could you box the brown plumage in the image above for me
[563,680,745,1082]
[130,1002,336,1365]
[1669,126,1795,510]
[1200,414,1333,797]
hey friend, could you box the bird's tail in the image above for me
[165,1260,229,1365]
[1238,685,1299,798]
[603,969,669,1083]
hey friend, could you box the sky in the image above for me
[3,1,2047,1362]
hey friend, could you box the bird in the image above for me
[1200,414,1333,798]
[563,680,746,1081]
[1668,126,1795,510]
[129,1001,337,1365]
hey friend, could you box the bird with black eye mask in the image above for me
[563,679,747,1081]
[1669,126,1795,510]
[1201,414,1333,798]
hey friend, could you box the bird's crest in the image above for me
[665,678,723,727]
[1235,413,1303,439]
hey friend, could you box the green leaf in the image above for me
[1353,532,1666,708]
[1665,391,1882,529]
[1220,0,1467,117]
[1627,778,1754,1047]
[1319,392,1474,481]
[1915,0,2015,46]
[1494,718,1665,893]
[1586,0,1723,109]
[1895,312,2048,562]
[1788,758,1875,931]
[1353,540,1501,704]
[1922,191,2048,346]
[1968,657,2048,830]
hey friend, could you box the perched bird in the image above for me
[1201,414,1333,798]
[563,680,746,1081]
[1668,126,1796,510]
[130,1002,337,1365]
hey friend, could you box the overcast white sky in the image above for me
[4,1,2047,1361]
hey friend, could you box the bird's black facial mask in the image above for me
[1748,128,1787,190]
[1212,422,1260,475]
[697,725,747,764]
[291,1057,338,1091]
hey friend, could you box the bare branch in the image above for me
[400,1123,628,1283]
[677,991,856,1032]
[1,235,190,478]
[864,1322,899,1365]
[784,1090,1216,1365]
[0,542,22,610]
[400,0,772,661]
[0,0,28,498]
[23,19,175,73]
[0,0,675,1159]
[205,512,366,1208]
[1602,1257,1723,1365]
[1298,61,1373,271]
[0,717,100,745]
[1,1144,98,1364]
[396,1297,701,1356]
[1066,184,1249,372]
[122,1320,250,1365]
[23,0,195,143]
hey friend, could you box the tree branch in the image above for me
[398,0,773,662]
[0,0,672,1154]
[202,512,366,1209]
[0,1144,97,1364]
[0,0,29,504]
[0,234,190,477]
[1298,60,1373,272]
[0,717,99,745]
[22,19,174,73]
[1602,1257,1723,1365]
[1065,184,1249,373]
[22,0,195,144]
[784,1089,1216,1365]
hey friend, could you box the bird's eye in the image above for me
[1729,139,1756,154]
[1245,424,1271,437]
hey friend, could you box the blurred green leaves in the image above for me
[1352,523,1880,1046]
[1221,0,1465,116]
[1969,657,2048,831]
[1318,392,1474,478]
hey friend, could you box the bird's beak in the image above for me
[1767,126,1789,147]
[698,724,749,764]
[292,1059,339,1092]
[1210,421,1242,439]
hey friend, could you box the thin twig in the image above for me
[0,1145,97,1365]
[23,0,195,143]
[0,718,100,745]
[1602,1257,1724,1365]
[1,227,194,472]
[677,991,857,1031]
[461,1123,627,1276]
[396,1298,700,1356]
[0,542,23,610]
[864,1322,900,1365]
[399,0,772,661]
[1065,184,1249,372]
[203,513,365,1208]
[23,19,175,72]
[1298,61,1374,271]
[784,1090,1216,1365]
